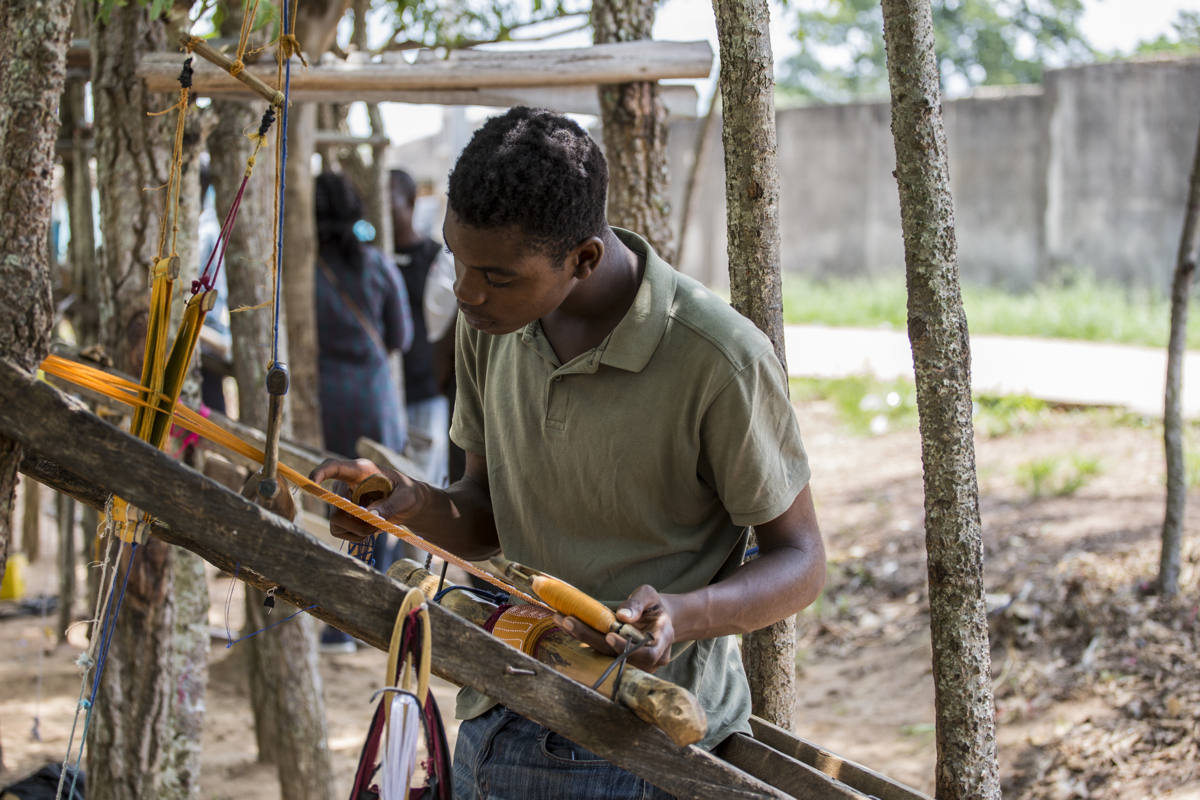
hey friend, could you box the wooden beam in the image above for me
[139,40,713,95]
[716,735,863,800]
[0,359,783,799]
[748,718,932,800]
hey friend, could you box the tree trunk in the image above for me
[62,1,100,348]
[711,0,794,729]
[593,0,674,261]
[0,0,72,590]
[280,0,351,452]
[282,102,323,448]
[880,2,1000,798]
[57,489,77,642]
[1159,118,1200,598]
[210,97,335,799]
[87,6,208,797]
[21,479,41,562]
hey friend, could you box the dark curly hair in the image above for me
[315,171,365,271]
[447,107,608,264]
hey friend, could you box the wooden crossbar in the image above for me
[139,40,714,95]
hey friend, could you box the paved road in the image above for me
[785,324,1200,419]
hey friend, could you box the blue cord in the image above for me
[271,0,294,366]
[66,540,138,799]
[226,603,319,648]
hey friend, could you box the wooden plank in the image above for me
[0,359,785,800]
[716,735,864,800]
[749,717,932,800]
[139,40,713,94]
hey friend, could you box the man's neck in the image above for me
[541,227,643,363]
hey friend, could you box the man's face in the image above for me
[391,188,415,237]
[443,211,579,335]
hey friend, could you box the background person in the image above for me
[314,170,413,652]
[390,168,456,489]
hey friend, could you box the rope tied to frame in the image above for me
[277,34,308,65]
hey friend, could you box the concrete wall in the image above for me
[385,57,1200,292]
[671,56,1200,291]
[1044,59,1200,288]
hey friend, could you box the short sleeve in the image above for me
[699,350,810,527]
[449,316,486,455]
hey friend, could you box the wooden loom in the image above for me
[4,358,928,800]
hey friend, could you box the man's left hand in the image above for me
[554,585,676,673]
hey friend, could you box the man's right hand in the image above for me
[309,458,426,543]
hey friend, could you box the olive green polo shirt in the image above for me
[450,229,810,749]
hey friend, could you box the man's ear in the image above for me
[569,237,604,280]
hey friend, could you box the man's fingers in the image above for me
[309,457,378,486]
[329,506,381,541]
[555,615,619,655]
[616,585,663,624]
[367,484,421,522]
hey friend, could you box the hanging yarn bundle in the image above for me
[350,588,452,800]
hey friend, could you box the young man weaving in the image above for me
[313,106,826,800]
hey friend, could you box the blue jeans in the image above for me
[453,707,676,800]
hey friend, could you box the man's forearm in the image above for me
[399,474,501,561]
[664,541,826,642]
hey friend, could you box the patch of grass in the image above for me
[1184,432,1200,490]
[973,394,1052,438]
[783,273,1196,349]
[1015,455,1103,499]
[791,375,918,435]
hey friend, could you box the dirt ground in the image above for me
[2,397,1199,799]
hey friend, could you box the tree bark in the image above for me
[0,0,72,590]
[593,0,674,261]
[87,6,208,797]
[711,0,794,729]
[880,2,1000,798]
[62,1,100,348]
[210,96,335,799]
[21,479,41,562]
[1159,118,1200,598]
[282,103,323,448]
[56,489,77,642]
[280,0,351,452]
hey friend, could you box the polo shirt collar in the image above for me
[599,228,674,373]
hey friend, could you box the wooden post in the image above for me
[56,491,76,641]
[20,480,42,562]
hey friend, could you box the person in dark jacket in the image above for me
[390,169,456,488]
[315,171,412,460]
[314,171,413,651]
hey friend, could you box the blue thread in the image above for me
[271,0,295,366]
[66,540,138,799]
[225,603,318,648]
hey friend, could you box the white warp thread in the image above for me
[380,693,422,800]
